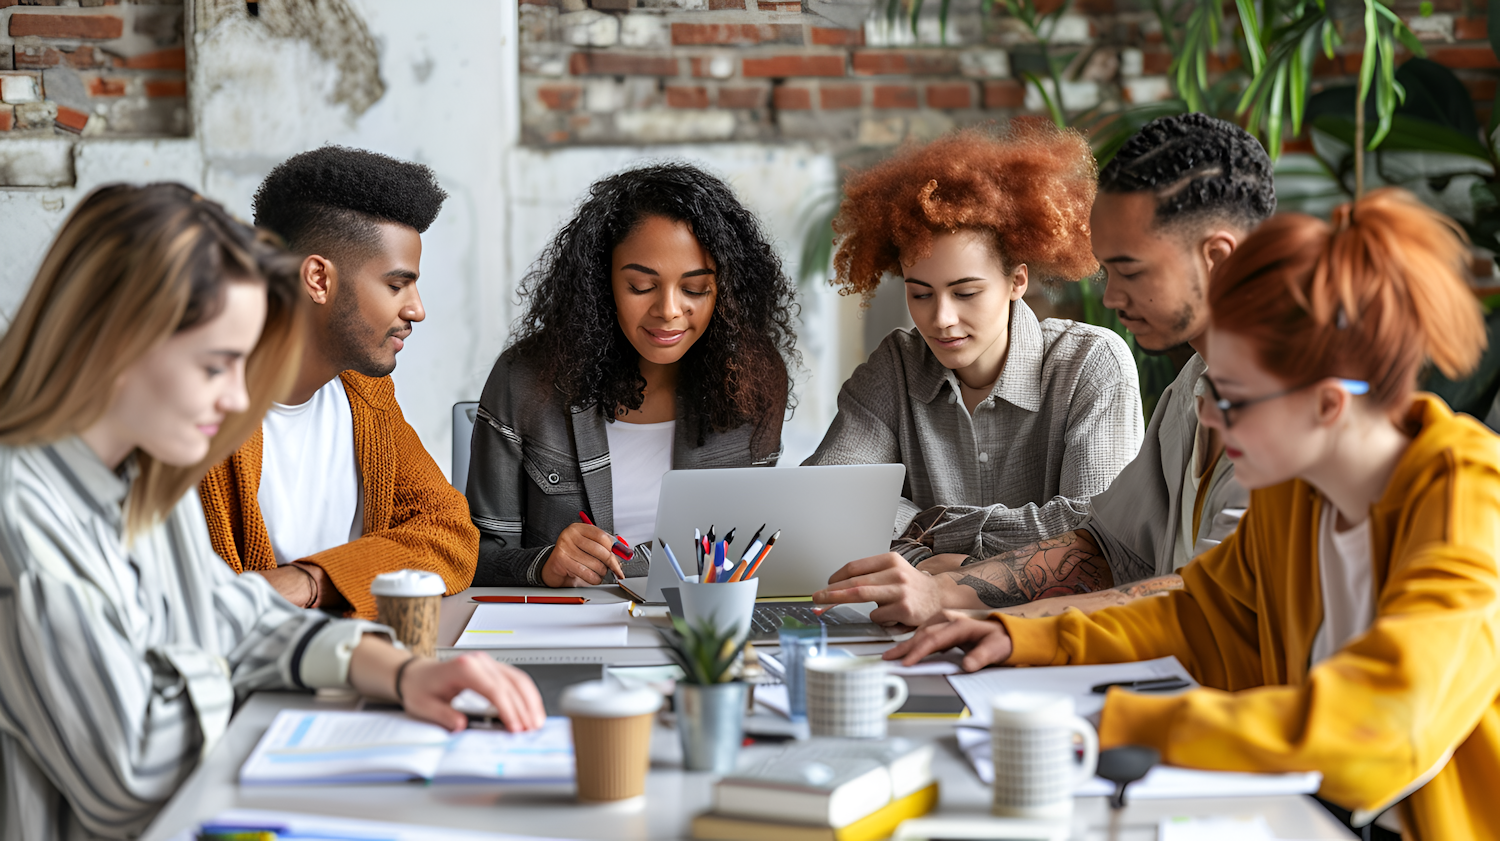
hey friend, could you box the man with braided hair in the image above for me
[813,113,1275,625]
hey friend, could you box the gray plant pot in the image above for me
[674,681,747,774]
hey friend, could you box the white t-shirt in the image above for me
[604,419,675,547]
[258,378,364,566]
[1309,502,1375,667]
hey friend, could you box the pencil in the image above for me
[662,541,687,582]
[743,530,780,579]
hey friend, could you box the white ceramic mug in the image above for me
[989,692,1098,820]
[805,655,909,738]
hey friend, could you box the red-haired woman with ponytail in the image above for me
[888,188,1500,840]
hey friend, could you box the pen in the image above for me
[743,530,780,579]
[1090,677,1191,694]
[726,558,750,582]
[578,510,633,564]
[714,541,727,581]
[662,541,687,582]
[723,527,737,549]
[744,524,766,551]
[472,595,589,604]
[694,528,704,577]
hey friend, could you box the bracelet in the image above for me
[288,563,318,609]
[393,655,419,704]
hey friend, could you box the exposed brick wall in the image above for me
[0,1,187,139]
[519,0,1500,149]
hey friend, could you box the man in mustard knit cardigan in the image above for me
[199,147,478,619]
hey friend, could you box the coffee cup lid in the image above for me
[370,569,446,598]
[560,680,662,718]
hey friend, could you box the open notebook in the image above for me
[239,710,574,785]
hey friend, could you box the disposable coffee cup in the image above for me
[560,679,662,803]
[370,570,445,658]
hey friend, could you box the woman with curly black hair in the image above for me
[468,163,798,588]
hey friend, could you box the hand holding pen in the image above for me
[538,512,626,588]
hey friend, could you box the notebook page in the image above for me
[946,656,1196,724]
[240,710,450,784]
[432,717,575,783]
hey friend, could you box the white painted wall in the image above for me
[0,0,851,475]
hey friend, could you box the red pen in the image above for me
[578,510,633,561]
[472,595,589,605]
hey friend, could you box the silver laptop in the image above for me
[622,464,906,642]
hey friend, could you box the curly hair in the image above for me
[253,145,448,267]
[830,122,1099,300]
[1099,112,1276,233]
[507,163,799,446]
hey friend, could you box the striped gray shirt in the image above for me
[804,299,1144,560]
[0,437,385,841]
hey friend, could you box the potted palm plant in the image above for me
[659,616,748,774]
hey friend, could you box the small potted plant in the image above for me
[659,615,747,773]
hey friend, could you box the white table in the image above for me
[140,587,1356,840]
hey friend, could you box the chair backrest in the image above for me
[452,401,479,494]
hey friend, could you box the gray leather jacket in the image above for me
[466,348,782,586]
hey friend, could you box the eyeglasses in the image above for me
[1199,377,1370,429]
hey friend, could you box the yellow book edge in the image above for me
[691,782,940,841]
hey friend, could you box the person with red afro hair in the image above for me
[803,123,1143,591]
[889,188,1500,840]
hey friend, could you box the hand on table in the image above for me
[541,523,622,587]
[884,608,1013,672]
[350,638,546,733]
[400,654,546,733]
[812,551,952,627]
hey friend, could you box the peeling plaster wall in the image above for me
[0,0,847,475]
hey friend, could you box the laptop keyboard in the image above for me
[751,603,862,635]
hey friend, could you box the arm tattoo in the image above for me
[953,530,1111,609]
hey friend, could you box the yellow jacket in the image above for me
[998,395,1500,840]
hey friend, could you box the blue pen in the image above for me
[714,540,726,581]
[662,541,687,582]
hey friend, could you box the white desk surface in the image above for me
[142,587,1356,841]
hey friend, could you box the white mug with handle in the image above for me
[805,655,909,738]
[990,692,1099,820]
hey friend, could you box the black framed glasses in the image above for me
[1199,377,1370,429]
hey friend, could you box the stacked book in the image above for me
[692,739,938,841]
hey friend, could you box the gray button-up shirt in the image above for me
[0,437,384,841]
[804,299,1143,560]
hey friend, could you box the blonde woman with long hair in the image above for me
[0,184,542,841]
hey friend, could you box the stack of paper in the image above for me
[946,658,1322,800]
[455,602,633,649]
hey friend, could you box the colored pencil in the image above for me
[743,529,781,579]
[662,542,687,582]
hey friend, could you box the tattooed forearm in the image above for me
[1114,574,1182,598]
[952,530,1113,608]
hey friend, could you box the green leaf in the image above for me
[1235,0,1265,73]
[1312,113,1491,160]
[1489,0,1500,62]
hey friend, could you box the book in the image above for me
[711,738,935,828]
[691,782,939,841]
[239,710,574,785]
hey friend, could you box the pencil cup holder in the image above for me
[989,692,1098,821]
[677,578,758,644]
[674,681,748,773]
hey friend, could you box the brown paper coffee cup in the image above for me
[370,570,445,658]
[560,680,663,803]
[569,713,654,801]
